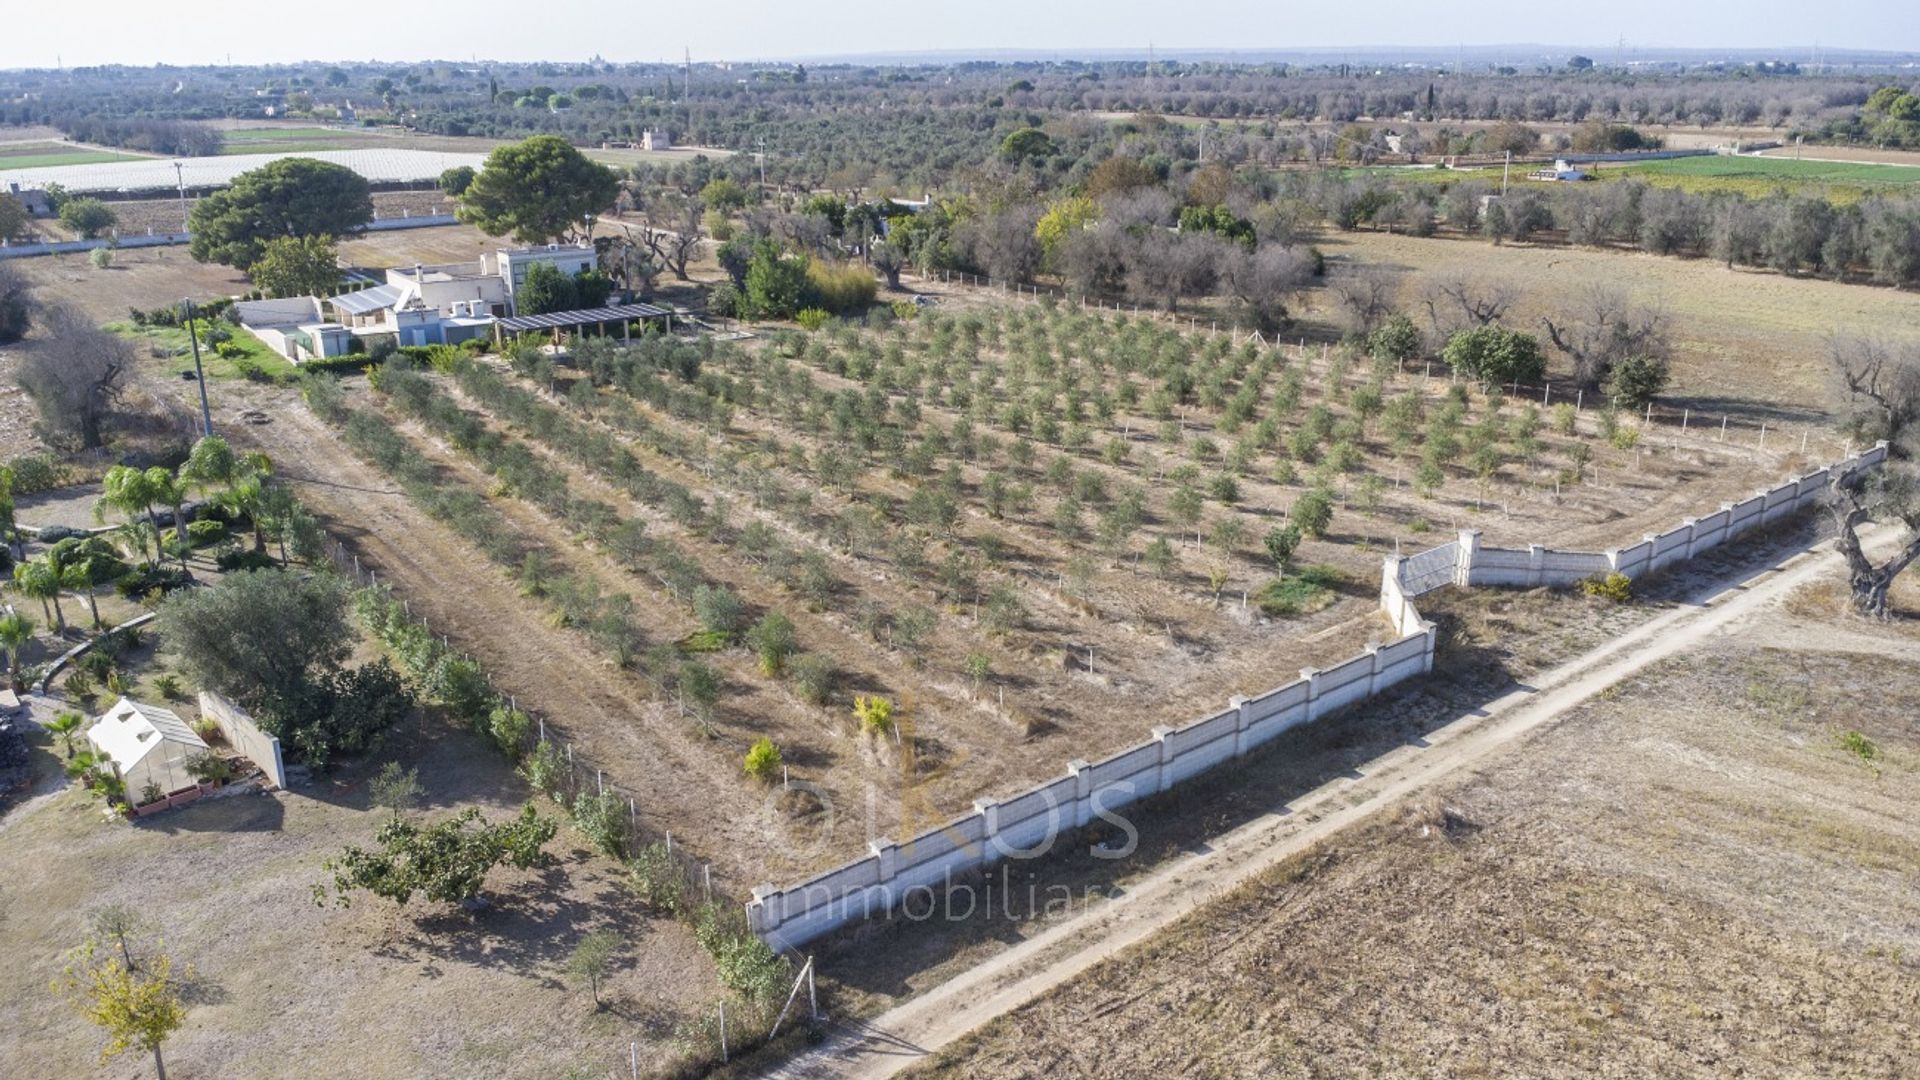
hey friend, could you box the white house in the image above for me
[86,697,208,800]
[233,297,354,363]
[317,243,598,349]
[491,244,597,299]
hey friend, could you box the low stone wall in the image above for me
[748,441,1888,949]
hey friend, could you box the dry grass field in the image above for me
[914,583,1920,1079]
[0,712,723,1080]
[1316,229,1920,416]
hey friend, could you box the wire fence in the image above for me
[913,267,1857,465]
[318,533,733,908]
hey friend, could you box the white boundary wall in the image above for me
[198,692,288,790]
[747,442,1887,948]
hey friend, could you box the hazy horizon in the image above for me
[1,0,1914,70]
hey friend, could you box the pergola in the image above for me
[492,302,674,347]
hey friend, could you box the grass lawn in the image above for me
[0,141,150,168]
[1608,154,1920,200]
[109,319,298,383]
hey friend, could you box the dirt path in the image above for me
[772,523,1903,1078]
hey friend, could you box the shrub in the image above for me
[570,790,631,859]
[794,307,831,331]
[487,705,532,761]
[692,585,748,639]
[1609,424,1641,450]
[186,518,226,546]
[519,739,570,805]
[191,715,219,740]
[1581,572,1633,603]
[216,548,276,572]
[1255,565,1347,617]
[627,842,685,913]
[743,736,782,782]
[789,654,833,705]
[805,259,877,313]
[154,673,186,701]
[1442,326,1545,387]
[853,695,894,735]
[184,750,237,785]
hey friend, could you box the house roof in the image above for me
[235,296,323,328]
[496,302,672,334]
[329,283,412,316]
[87,697,205,771]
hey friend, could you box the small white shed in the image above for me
[86,697,208,799]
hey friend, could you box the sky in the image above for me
[1,0,1914,69]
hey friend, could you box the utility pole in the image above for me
[1501,150,1511,196]
[183,298,213,437]
[173,161,189,233]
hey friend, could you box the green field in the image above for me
[1612,154,1920,192]
[0,141,149,168]
[217,126,361,154]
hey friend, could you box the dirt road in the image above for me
[773,524,1899,1078]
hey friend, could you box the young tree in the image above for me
[45,709,85,758]
[458,135,619,244]
[513,262,579,315]
[1263,524,1302,575]
[565,930,623,1010]
[250,235,341,299]
[189,158,373,269]
[1290,488,1336,539]
[0,191,28,243]
[318,804,557,911]
[15,555,67,632]
[58,942,187,1080]
[0,611,32,688]
[369,761,422,822]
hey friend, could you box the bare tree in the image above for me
[957,205,1042,286]
[1419,273,1515,338]
[1127,230,1221,313]
[1827,337,1920,618]
[1541,286,1672,391]
[1831,336,1920,450]
[602,228,659,296]
[17,305,129,450]
[1224,244,1313,333]
[637,194,705,281]
[1827,471,1920,619]
[1328,264,1396,335]
[0,260,33,345]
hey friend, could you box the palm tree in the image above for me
[146,468,192,566]
[62,558,107,629]
[12,559,63,634]
[98,466,162,569]
[44,709,85,758]
[0,610,34,689]
[184,438,275,552]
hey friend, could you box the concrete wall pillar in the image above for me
[1364,641,1383,695]
[1230,694,1252,757]
[1682,517,1701,557]
[749,884,779,935]
[1455,529,1482,587]
[1151,726,1176,793]
[1526,544,1545,587]
[973,798,1001,864]
[1067,759,1092,827]
[1421,621,1438,673]
[870,838,898,888]
[1300,667,1322,721]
